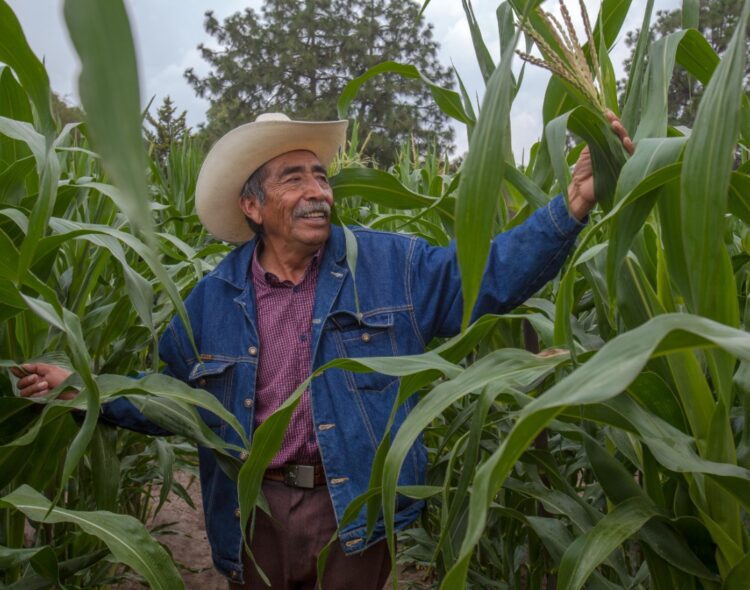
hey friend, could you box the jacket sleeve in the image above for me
[100,312,196,436]
[410,195,585,341]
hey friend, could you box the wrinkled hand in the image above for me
[11,363,76,400]
[568,111,634,221]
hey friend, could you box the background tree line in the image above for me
[184,0,455,165]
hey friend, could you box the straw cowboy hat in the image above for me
[195,113,348,243]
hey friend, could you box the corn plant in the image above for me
[0,1,237,587]
[243,1,750,589]
[3,0,750,589]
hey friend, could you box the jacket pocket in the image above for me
[188,359,236,429]
[328,311,399,393]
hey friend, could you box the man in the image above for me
[14,112,633,588]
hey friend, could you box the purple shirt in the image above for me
[251,245,322,468]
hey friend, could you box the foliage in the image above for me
[51,91,84,128]
[185,0,455,165]
[145,95,190,167]
[2,0,750,589]
[0,0,217,586]
[621,0,750,127]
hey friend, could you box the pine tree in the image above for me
[185,0,454,165]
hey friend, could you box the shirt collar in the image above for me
[251,241,324,286]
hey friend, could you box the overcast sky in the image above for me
[7,0,681,160]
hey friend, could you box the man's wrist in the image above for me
[567,186,594,221]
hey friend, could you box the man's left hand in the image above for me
[568,111,634,221]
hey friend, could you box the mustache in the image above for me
[293,201,331,218]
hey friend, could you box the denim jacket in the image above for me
[102,195,583,582]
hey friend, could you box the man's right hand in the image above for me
[11,363,76,400]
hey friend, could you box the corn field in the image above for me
[2,0,750,588]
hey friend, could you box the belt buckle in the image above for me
[283,464,315,489]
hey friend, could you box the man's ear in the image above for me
[239,197,262,226]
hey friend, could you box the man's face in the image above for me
[241,150,334,254]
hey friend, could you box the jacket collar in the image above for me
[209,224,347,290]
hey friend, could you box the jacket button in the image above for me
[361,333,371,343]
[239,451,248,461]
[248,346,258,356]
[244,398,253,408]
[230,571,238,579]
[234,508,241,518]
[198,378,207,386]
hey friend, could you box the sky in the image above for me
[7,0,682,160]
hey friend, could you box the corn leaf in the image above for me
[443,314,750,589]
[0,1,54,138]
[558,498,665,590]
[620,0,655,132]
[606,138,687,297]
[337,61,473,126]
[679,0,749,321]
[455,29,519,330]
[682,0,699,29]
[0,485,184,590]
[461,0,495,84]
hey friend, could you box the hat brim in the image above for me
[195,119,348,243]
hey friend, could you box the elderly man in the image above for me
[14,112,633,588]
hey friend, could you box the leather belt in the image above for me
[264,464,326,488]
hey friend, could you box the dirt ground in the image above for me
[115,471,225,590]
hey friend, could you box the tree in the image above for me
[621,0,750,128]
[51,91,84,127]
[144,95,189,166]
[185,0,454,165]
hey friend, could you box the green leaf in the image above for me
[679,0,750,320]
[725,552,750,590]
[633,32,687,141]
[337,61,473,127]
[0,116,45,167]
[620,0,655,132]
[0,544,57,579]
[0,66,34,167]
[331,167,453,220]
[461,0,495,84]
[558,498,661,590]
[682,0,699,29]
[442,314,750,589]
[0,485,184,589]
[606,138,687,296]
[455,29,519,330]
[63,0,150,233]
[0,1,55,137]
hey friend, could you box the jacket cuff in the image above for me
[546,194,587,239]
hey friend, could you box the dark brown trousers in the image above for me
[229,480,391,589]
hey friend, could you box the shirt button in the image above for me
[234,508,241,518]
[243,398,253,408]
[230,571,238,579]
[248,346,258,356]
[239,451,248,461]
[361,333,371,343]
[197,378,207,386]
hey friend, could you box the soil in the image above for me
[115,471,225,590]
